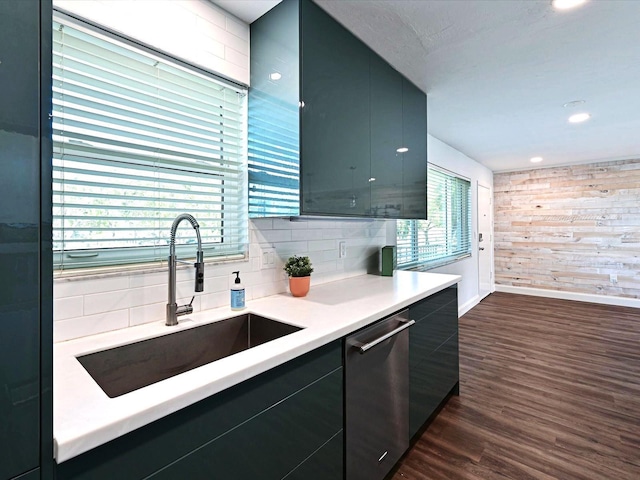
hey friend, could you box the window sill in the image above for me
[53,254,247,282]
[397,252,472,272]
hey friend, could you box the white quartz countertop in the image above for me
[54,271,460,463]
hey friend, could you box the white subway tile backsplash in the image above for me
[183,0,227,29]
[200,35,226,58]
[129,285,167,308]
[320,249,339,262]
[252,228,292,244]
[200,290,230,311]
[251,280,287,299]
[251,218,273,230]
[55,276,128,299]
[129,271,167,289]
[225,46,248,68]
[54,0,249,85]
[203,275,230,293]
[54,296,83,321]
[225,15,247,39]
[54,309,129,343]
[291,229,326,241]
[272,218,307,230]
[274,241,309,255]
[308,239,336,252]
[83,289,133,316]
[223,31,250,58]
[322,228,344,240]
[54,214,392,340]
[129,302,165,327]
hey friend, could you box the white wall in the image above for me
[422,135,494,315]
[53,0,250,85]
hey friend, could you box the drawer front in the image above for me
[409,286,457,323]
[150,368,343,480]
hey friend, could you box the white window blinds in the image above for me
[397,165,471,268]
[52,17,247,269]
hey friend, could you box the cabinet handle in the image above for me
[356,319,415,354]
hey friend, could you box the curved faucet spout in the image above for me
[169,213,202,257]
[166,214,205,326]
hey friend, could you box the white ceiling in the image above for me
[213,0,640,172]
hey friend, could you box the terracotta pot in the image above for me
[289,276,311,297]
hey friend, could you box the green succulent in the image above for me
[283,255,313,277]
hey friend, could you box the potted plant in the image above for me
[283,255,313,297]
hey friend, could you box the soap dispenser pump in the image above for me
[230,271,245,310]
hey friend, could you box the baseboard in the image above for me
[495,285,640,309]
[459,294,480,317]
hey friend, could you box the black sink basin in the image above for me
[77,314,303,398]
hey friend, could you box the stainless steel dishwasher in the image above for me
[345,309,415,480]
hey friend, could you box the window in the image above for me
[397,165,471,268]
[52,15,247,269]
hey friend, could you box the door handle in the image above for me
[479,247,485,251]
[355,319,415,353]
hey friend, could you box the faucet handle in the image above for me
[194,261,205,292]
[188,296,195,307]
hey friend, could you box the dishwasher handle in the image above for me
[356,319,415,354]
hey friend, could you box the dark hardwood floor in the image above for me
[392,292,640,480]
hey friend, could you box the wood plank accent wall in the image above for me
[494,159,640,299]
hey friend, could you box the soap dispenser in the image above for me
[230,271,245,310]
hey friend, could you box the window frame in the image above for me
[396,164,472,270]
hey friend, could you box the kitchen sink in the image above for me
[77,314,303,398]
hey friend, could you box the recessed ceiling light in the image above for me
[552,0,587,10]
[530,157,543,163]
[569,112,591,123]
[269,72,282,81]
[563,99,586,108]
[396,147,409,153]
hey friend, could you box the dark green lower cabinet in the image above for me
[55,341,343,480]
[150,369,342,479]
[408,287,459,439]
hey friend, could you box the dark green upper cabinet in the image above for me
[400,78,428,218]
[249,0,427,219]
[369,52,404,218]
[300,0,371,216]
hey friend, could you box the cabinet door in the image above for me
[300,0,371,216]
[248,0,301,217]
[409,333,459,438]
[400,79,427,219]
[369,52,404,218]
[408,287,459,438]
[0,1,42,478]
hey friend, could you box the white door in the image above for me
[477,183,492,299]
